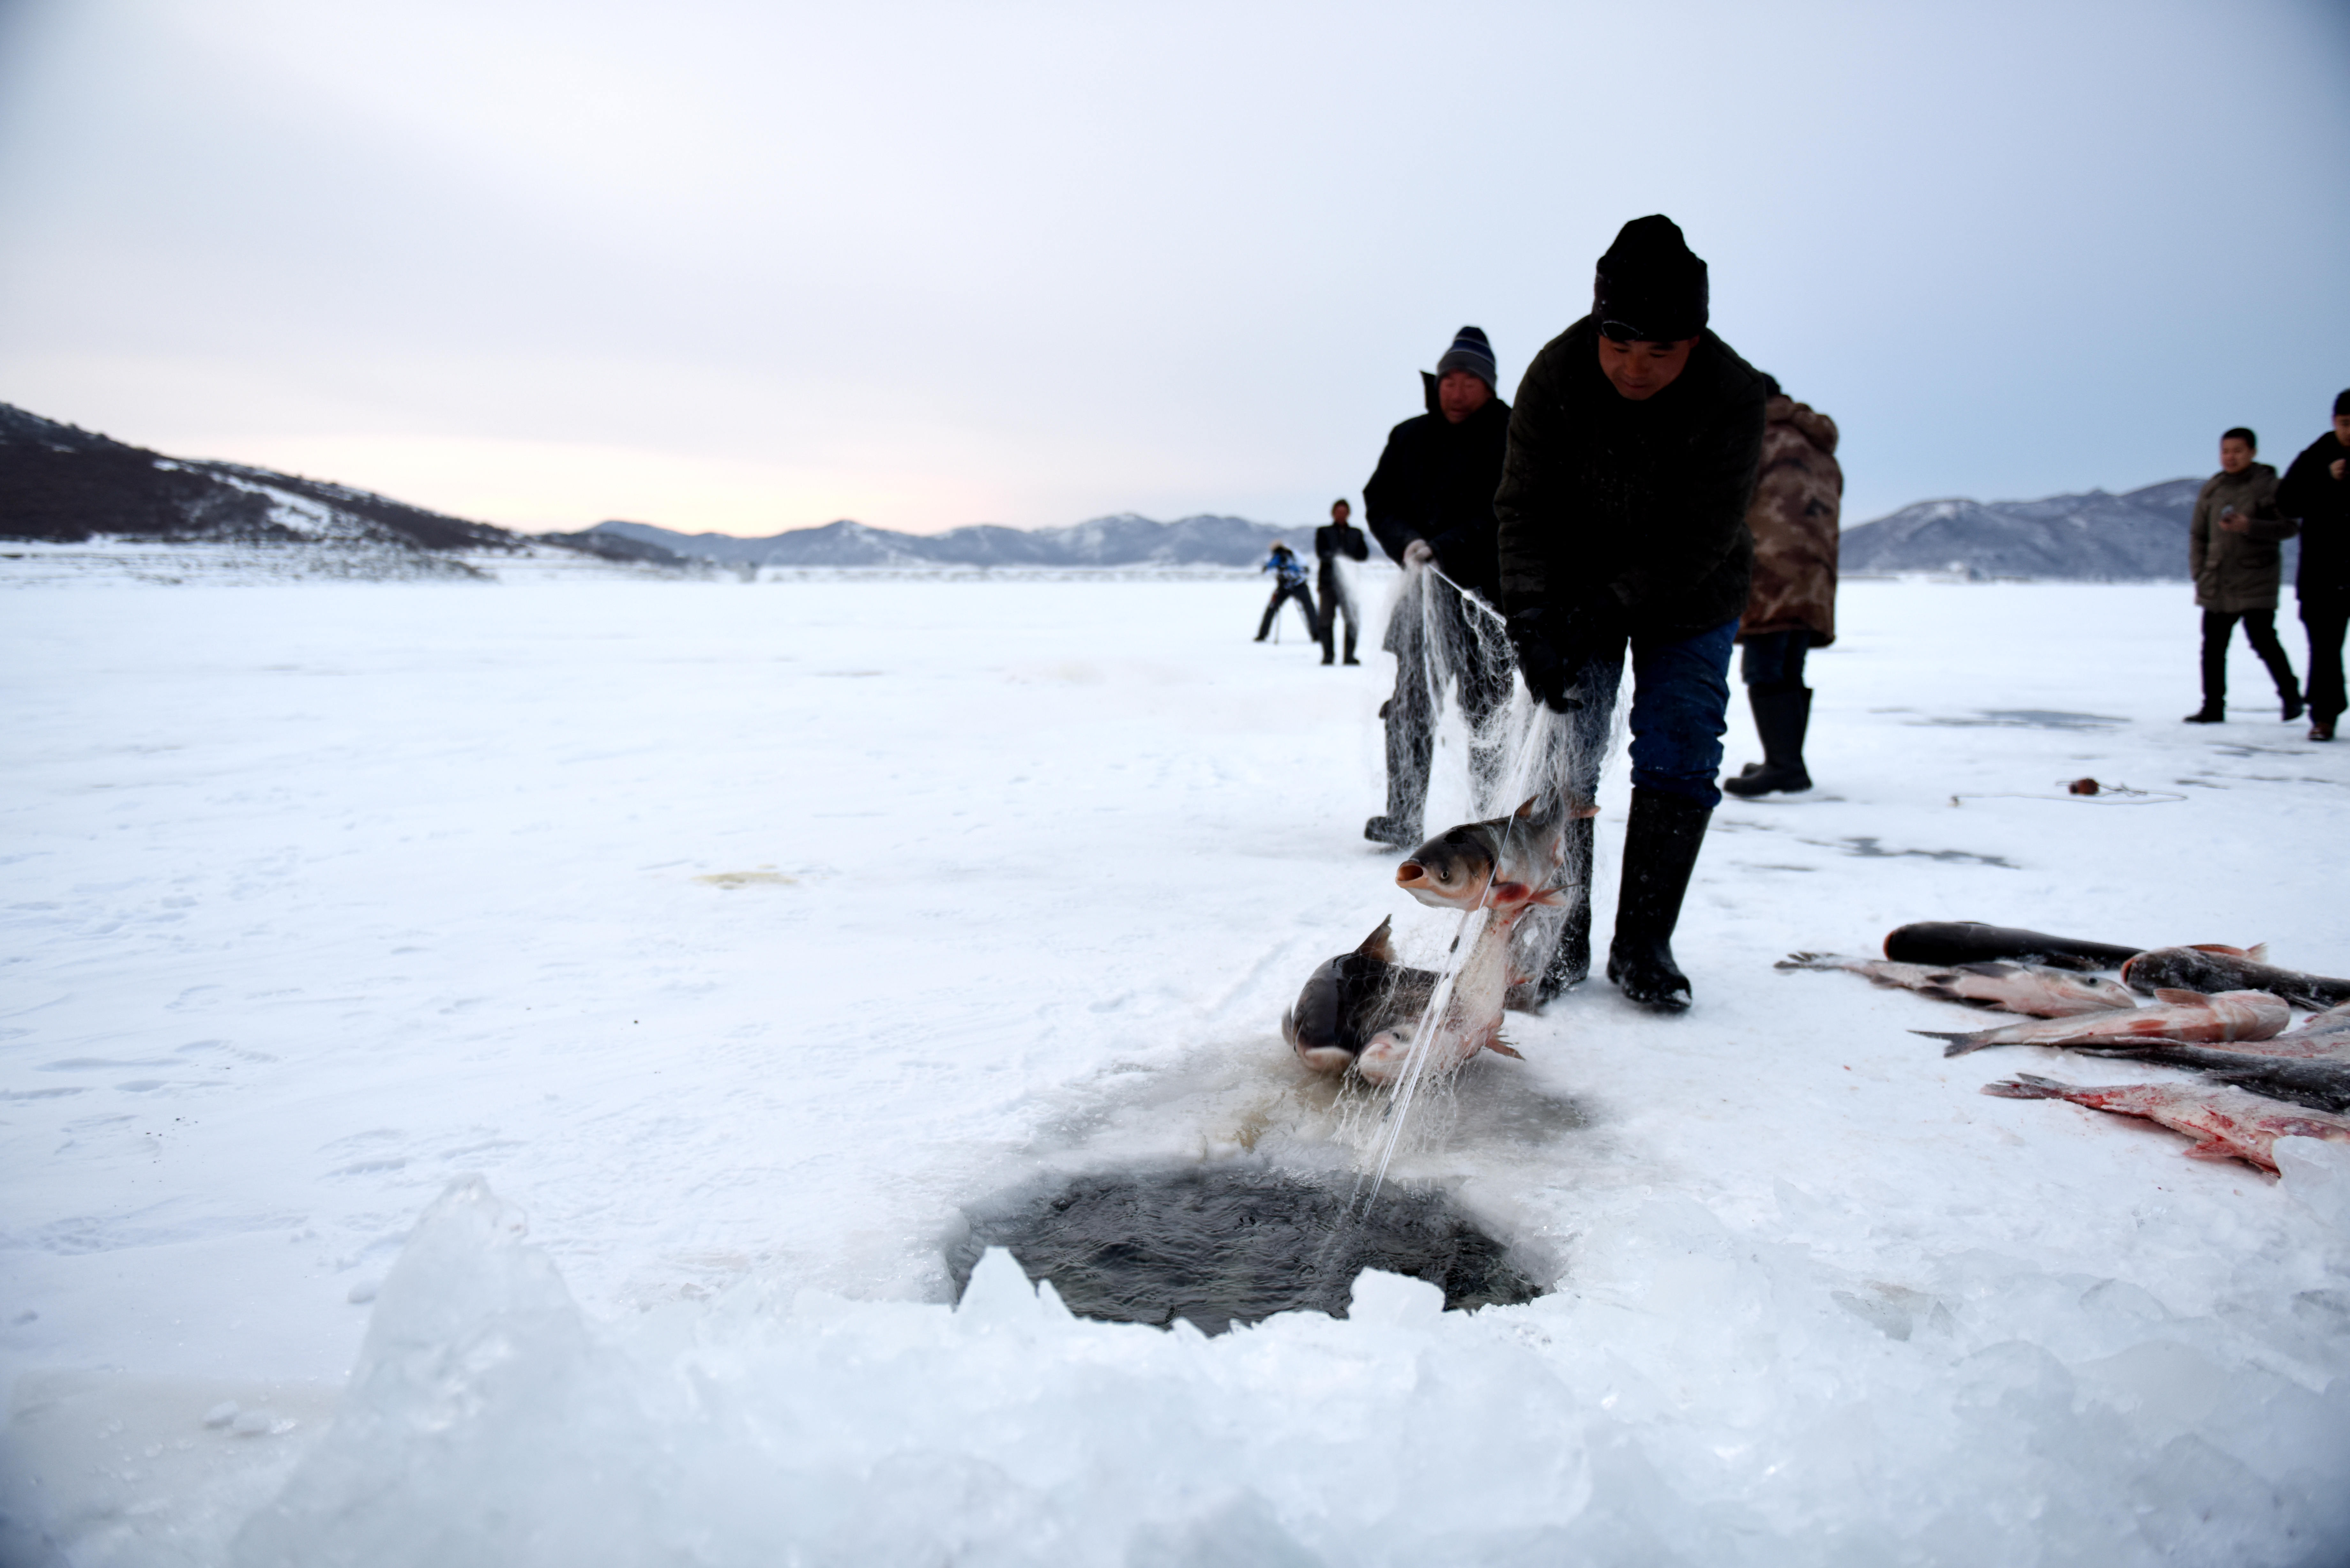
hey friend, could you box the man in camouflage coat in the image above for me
[1723,383,1842,797]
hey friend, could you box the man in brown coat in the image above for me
[2183,427,2301,724]
[1723,380,1841,796]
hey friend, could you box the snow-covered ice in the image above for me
[2,573,2347,1564]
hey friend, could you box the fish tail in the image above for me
[1980,1074,2069,1100]
[1775,953,1834,970]
[1910,1029,1988,1056]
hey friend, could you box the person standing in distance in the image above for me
[1254,541,1317,643]
[2181,428,2299,725]
[1495,216,1768,1011]
[1314,498,1369,666]
[1724,378,1842,796]
[1361,326,1514,846]
[2276,389,2350,742]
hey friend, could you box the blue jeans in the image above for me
[1564,618,1739,809]
[1740,629,1809,691]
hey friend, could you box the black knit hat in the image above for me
[1435,326,1497,388]
[1593,215,1708,343]
[2335,388,2350,417]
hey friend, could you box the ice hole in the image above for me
[946,1162,1547,1335]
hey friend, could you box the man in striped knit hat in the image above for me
[1361,325,1515,847]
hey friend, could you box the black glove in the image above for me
[1507,593,1623,712]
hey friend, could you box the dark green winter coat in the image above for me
[2189,463,2292,613]
[1494,317,1768,636]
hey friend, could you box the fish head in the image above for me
[1395,824,1499,909]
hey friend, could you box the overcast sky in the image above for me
[2,0,2345,537]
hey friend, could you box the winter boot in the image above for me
[1605,788,1710,1011]
[2182,706,2225,723]
[1723,687,1812,797]
[1534,814,1596,1002]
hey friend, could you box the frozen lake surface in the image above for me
[3,574,2347,1564]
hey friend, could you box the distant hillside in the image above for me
[593,513,1297,569]
[13,397,2268,586]
[1839,477,2236,580]
[0,403,688,576]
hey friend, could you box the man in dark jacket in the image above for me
[1361,326,1514,845]
[2277,389,2350,742]
[1495,216,1768,1011]
[2182,427,2298,724]
[1314,498,1369,666]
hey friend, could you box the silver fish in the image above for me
[1394,795,1598,915]
[1778,953,2135,1018]
[1919,988,2291,1058]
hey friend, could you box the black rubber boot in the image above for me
[1723,687,1812,797]
[1606,787,1710,1011]
[1534,814,1596,1002]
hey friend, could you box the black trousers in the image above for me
[1316,563,1358,661]
[2304,594,2350,724]
[1257,579,1317,640]
[1739,628,1810,692]
[2200,609,2298,706]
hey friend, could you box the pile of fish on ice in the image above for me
[1281,794,1591,1086]
[1782,922,2350,1172]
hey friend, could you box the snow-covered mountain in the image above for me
[1838,478,2220,579]
[10,396,2267,585]
[0,403,688,577]
[593,512,1295,569]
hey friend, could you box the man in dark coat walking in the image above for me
[2181,427,2299,724]
[1314,498,1369,665]
[1361,326,1514,845]
[1495,216,1767,1011]
[2277,389,2350,742]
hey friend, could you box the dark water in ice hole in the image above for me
[946,1164,1547,1335]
